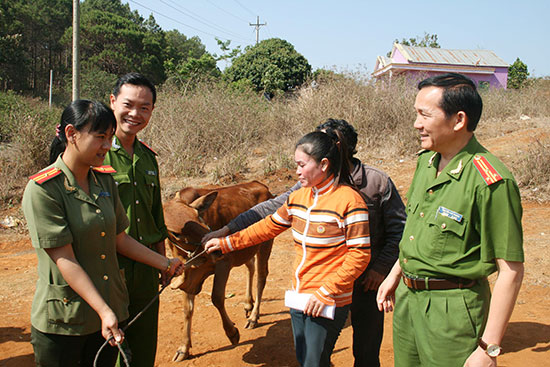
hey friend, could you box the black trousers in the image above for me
[350,287,385,367]
[31,326,119,367]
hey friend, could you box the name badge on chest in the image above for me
[436,206,463,222]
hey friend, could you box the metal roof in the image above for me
[394,44,509,68]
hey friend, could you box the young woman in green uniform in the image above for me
[22,100,183,367]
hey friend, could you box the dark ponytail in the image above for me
[295,130,352,186]
[49,100,116,164]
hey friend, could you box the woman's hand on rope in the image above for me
[99,307,124,346]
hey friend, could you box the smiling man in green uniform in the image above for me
[377,73,524,367]
[104,73,168,367]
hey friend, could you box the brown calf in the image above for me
[163,181,274,362]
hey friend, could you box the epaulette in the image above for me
[92,165,117,174]
[473,155,502,185]
[139,139,158,155]
[29,167,62,184]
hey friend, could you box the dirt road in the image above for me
[1,124,549,366]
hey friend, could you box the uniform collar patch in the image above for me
[449,160,463,175]
[428,152,438,167]
[111,137,121,149]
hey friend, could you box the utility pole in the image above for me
[249,16,266,44]
[72,0,80,101]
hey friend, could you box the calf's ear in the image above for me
[190,191,218,214]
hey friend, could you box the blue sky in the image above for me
[125,0,550,77]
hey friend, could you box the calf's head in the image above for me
[164,189,219,294]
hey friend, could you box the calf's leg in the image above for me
[173,292,195,361]
[245,240,273,329]
[244,258,255,318]
[212,261,240,345]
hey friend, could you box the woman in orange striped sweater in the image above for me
[205,130,371,367]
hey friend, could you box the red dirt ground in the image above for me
[1,124,549,366]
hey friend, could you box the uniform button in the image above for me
[428,189,434,194]
[403,258,408,264]
[103,275,109,281]
[409,235,414,241]
[135,200,139,204]
[96,209,101,214]
[441,223,447,229]
[137,218,141,223]
[63,297,69,303]
[100,254,106,260]
[100,231,106,237]
[420,212,424,218]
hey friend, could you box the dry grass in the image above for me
[0,93,59,203]
[1,75,549,204]
[513,138,550,201]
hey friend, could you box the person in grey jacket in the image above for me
[203,118,406,367]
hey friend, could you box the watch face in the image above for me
[487,344,501,357]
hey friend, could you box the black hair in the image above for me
[295,130,352,186]
[49,100,116,164]
[418,73,483,131]
[315,118,358,160]
[112,72,157,105]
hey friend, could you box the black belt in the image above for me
[402,272,476,290]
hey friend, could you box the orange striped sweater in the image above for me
[219,175,371,307]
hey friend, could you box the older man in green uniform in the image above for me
[104,73,168,367]
[377,73,524,367]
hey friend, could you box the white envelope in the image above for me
[284,290,335,320]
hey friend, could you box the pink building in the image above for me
[373,44,509,89]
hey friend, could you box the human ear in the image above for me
[454,111,468,132]
[320,158,329,172]
[65,124,76,143]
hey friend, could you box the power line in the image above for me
[128,0,230,41]
[232,0,257,18]
[160,0,250,42]
[204,0,248,23]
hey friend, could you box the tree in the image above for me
[224,38,311,96]
[387,32,440,57]
[507,58,529,89]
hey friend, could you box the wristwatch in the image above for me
[478,338,502,357]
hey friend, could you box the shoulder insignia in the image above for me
[139,139,158,155]
[92,165,117,174]
[29,167,62,184]
[473,155,502,185]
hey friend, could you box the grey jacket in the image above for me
[227,159,406,276]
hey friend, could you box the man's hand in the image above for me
[202,226,230,244]
[463,347,496,367]
[376,260,402,313]
[163,257,184,284]
[362,269,385,291]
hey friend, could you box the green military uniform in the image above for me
[22,155,130,365]
[104,136,168,367]
[394,136,524,366]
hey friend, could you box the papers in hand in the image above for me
[284,290,335,320]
